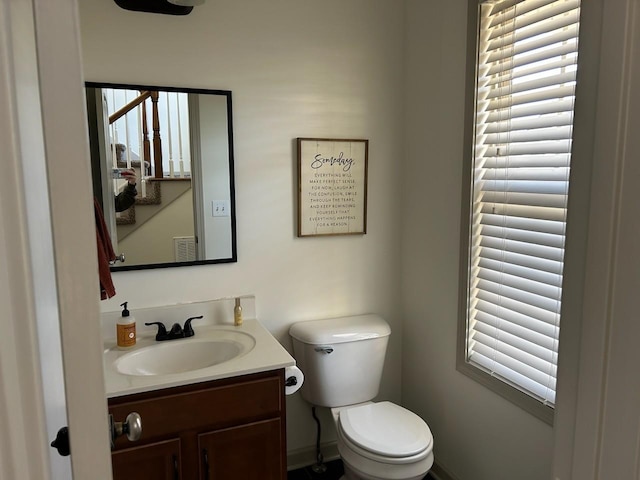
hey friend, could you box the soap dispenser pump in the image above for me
[117,302,136,349]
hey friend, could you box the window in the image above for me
[458,0,581,422]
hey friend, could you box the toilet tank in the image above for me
[289,314,391,407]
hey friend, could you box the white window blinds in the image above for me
[466,0,581,406]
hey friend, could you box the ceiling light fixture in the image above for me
[113,0,201,15]
[167,0,205,5]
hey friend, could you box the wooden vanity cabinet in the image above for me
[108,369,287,480]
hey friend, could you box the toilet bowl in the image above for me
[332,402,433,480]
[289,315,435,480]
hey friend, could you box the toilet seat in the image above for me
[338,402,432,460]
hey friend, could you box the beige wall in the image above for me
[79,0,405,457]
[118,191,195,265]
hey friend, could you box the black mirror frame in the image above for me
[85,81,237,271]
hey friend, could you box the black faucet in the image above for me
[145,316,203,341]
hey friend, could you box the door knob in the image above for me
[51,426,71,456]
[109,412,142,449]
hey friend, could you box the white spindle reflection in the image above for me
[124,90,132,170]
[137,96,146,197]
[177,93,184,177]
[111,89,119,195]
[166,92,175,178]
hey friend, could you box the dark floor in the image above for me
[288,459,435,480]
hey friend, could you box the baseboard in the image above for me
[430,460,459,480]
[287,442,340,471]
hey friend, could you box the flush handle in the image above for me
[314,346,334,354]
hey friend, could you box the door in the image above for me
[198,419,285,480]
[0,0,113,478]
[94,88,120,251]
[33,0,114,476]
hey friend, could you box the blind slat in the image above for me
[481,191,568,208]
[471,328,558,371]
[477,246,564,275]
[479,179,569,195]
[469,351,556,404]
[485,42,579,77]
[486,98,575,122]
[477,267,562,300]
[486,27,578,64]
[475,289,562,326]
[475,301,560,339]
[470,339,557,391]
[480,224,566,249]
[478,167,570,181]
[479,202,567,222]
[485,85,576,112]
[481,153,570,168]
[484,71,577,101]
[479,236,564,261]
[486,15,578,54]
[479,212,566,234]
[487,0,580,37]
[486,55,578,88]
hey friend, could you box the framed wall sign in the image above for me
[297,138,368,237]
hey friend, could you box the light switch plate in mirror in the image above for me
[85,82,237,271]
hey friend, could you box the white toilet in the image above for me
[289,314,433,480]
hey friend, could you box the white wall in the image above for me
[79,0,405,456]
[118,190,194,264]
[401,2,554,479]
[197,93,233,259]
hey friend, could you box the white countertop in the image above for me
[103,319,296,398]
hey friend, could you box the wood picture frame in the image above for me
[297,138,368,237]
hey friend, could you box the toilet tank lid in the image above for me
[289,314,390,345]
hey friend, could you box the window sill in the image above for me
[456,358,555,426]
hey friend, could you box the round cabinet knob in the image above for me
[110,412,143,446]
[123,412,142,442]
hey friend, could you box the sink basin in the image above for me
[114,331,255,376]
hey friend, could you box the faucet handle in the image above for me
[145,322,168,341]
[183,315,204,337]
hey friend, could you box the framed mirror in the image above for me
[85,82,237,271]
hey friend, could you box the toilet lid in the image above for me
[339,402,432,458]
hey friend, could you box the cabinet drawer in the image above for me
[109,370,283,449]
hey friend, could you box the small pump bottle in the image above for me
[117,302,136,349]
[233,298,243,326]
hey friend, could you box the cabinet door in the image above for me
[199,418,284,480]
[112,438,181,480]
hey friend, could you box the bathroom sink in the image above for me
[114,331,256,376]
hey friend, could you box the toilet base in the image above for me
[339,453,433,480]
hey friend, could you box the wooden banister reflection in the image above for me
[141,98,151,176]
[108,91,151,124]
[108,89,164,179]
[150,91,163,179]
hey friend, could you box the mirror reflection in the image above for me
[85,82,237,271]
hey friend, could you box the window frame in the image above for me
[456,0,581,425]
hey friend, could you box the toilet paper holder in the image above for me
[284,366,304,395]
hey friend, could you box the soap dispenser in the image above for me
[117,302,136,349]
[234,298,243,326]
